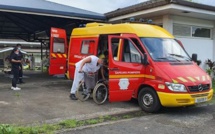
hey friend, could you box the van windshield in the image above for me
[140,38,191,62]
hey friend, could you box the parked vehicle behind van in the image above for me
[49,23,213,112]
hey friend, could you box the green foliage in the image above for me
[206,69,212,75]
[0,111,146,133]
[0,124,16,134]
[59,119,77,128]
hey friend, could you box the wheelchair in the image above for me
[76,72,108,105]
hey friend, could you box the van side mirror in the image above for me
[192,53,197,62]
[142,53,149,65]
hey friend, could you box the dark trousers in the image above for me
[19,66,23,82]
[12,69,19,87]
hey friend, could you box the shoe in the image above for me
[69,94,77,100]
[11,87,21,90]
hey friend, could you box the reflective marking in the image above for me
[63,54,67,58]
[202,76,206,81]
[187,77,196,82]
[57,54,62,58]
[206,75,210,80]
[177,77,188,82]
[172,79,178,83]
[195,76,200,81]
[158,84,165,89]
[51,53,56,58]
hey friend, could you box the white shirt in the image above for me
[76,55,100,73]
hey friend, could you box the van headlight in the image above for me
[165,82,187,92]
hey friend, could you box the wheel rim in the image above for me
[93,84,108,104]
[96,86,107,101]
[142,93,153,107]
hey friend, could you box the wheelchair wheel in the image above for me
[76,82,90,101]
[93,83,108,105]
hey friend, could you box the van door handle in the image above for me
[109,67,119,71]
[51,57,57,59]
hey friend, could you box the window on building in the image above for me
[81,40,95,54]
[173,24,211,38]
[53,38,65,53]
[173,24,191,37]
[192,27,211,38]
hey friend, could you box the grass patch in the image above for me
[0,111,145,134]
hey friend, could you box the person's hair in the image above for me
[104,50,108,56]
[10,47,19,58]
[12,47,19,53]
[16,44,21,47]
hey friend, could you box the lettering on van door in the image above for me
[118,78,129,90]
[115,71,140,74]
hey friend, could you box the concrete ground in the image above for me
[0,70,140,125]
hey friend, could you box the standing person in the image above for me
[10,47,22,90]
[16,44,25,84]
[70,55,103,100]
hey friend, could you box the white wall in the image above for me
[162,15,215,69]
[176,37,213,69]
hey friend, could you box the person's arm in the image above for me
[78,57,92,72]
[101,67,105,80]
[11,54,21,63]
[11,59,21,63]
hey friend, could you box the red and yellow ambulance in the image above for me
[49,23,213,112]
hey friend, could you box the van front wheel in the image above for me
[138,87,161,113]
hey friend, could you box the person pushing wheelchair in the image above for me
[70,55,103,100]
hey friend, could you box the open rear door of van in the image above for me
[49,27,68,75]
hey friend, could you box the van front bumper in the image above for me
[157,89,214,107]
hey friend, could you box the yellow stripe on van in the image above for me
[69,63,75,66]
[57,54,62,58]
[51,53,56,58]
[177,77,188,82]
[187,77,196,82]
[109,74,155,79]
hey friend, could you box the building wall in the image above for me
[162,15,215,69]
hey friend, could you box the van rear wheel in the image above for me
[138,87,161,113]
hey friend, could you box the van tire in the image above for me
[138,87,161,113]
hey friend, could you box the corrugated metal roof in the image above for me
[0,0,105,20]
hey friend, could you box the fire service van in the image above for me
[49,23,213,112]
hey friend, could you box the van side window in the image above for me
[53,38,65,53]
[111,38,120,61]
[81,40,95,54]
[122,39,141,63]
[131,38,145,54]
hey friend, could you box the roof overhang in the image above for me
[106,0,215,22]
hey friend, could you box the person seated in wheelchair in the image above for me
[99,50,109,83]
[70,55,103,100]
